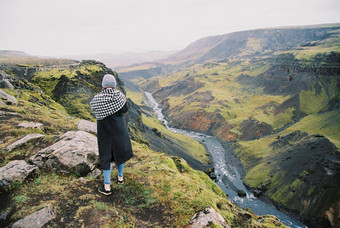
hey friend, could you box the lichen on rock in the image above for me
[29,131,99,176]
[0,160,39,191]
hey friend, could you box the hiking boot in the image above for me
[117,176,124,185]
[98,185,112,196]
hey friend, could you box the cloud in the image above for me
[0,0,339,56]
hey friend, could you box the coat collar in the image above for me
[102,87,115,93]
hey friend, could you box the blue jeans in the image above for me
[103,163,125,185]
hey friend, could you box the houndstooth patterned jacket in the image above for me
[90,88,126,120]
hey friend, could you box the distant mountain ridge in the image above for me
[117,23,340,84]
[163,23,340,67]
[0,50,33,57]
[65,50,176,68]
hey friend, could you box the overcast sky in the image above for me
[1,0,339,56]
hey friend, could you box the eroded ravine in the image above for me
[145,91,307,228]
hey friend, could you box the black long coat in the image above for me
[97,103,133,170]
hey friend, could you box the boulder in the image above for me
[0,160,39,191]
[0,79,14,89]
[253,190,263,197]
[237,189,247,197]
[87,168,101,179]
[12,205,55,228]
[29,131,99,176]
[6,134,45,152]
[189,207,230,228]
[205,167,214,175]
[0,110,18,116]
[77,120,97,134]
[18,122,43,129]
[0,89,17,105]
[209,172,217,180]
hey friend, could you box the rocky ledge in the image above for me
[0,160,39,191]
[12,206,56,228]
[29,131,99,176]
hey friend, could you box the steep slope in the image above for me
[235,109,340,227]
[141,52,340,141]
[0,58,287,227]
[134,24,340,227]
[30,60,124,120]
[126,88,211,170]
[0,56,212,170]
[164,24,340,67]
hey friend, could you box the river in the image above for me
[145,92,307,228]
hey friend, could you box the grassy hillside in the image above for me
[0,50,77,67]
[0,60,287,227]
[30,60,122,120]
[128,24,340,227]
[234,109,340,226]
[163,24,340,67]
[126,88,211,170]
[139,50,340,142]
[0,88,77,163]
[1,140,286,227]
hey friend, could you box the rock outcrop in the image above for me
[239,118,273,140]
[0,89,17,105]
[12,205,56,228]
[18,122,43,129]
[0,160,39,191]
[165,108,237,142]
[6,134,45,152]
[76,120,97,134]
[0,79,14,89]
[29,131,99,176]
[0,71,15,89]
[189,207,230,228]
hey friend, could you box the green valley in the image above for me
[0,53,288,227]
[119,23,340,227]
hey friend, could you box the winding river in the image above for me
[145,92,307,228]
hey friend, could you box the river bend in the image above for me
[145,92,306,228]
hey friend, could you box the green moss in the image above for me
[145,59,298,134]
[300,88,329,114]
[0,89,77,158]
[234,108,340,213]
[286,108,340,148]
[3,136,286,227]
[273,107,295,130]
[244,162,273,187]
[291,29,340,60]
[307,185,317,196]
[126,90,144,105]
[12,195,29,204]
[141,114,210,165]
[206,222,224,228]
[271,178,304,205]
[30,63,108,120]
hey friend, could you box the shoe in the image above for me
[117,176,124,185]
[98,185,112,196]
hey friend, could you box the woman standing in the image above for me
[90,74,133,196]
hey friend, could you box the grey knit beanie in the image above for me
[102,74,117,88]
